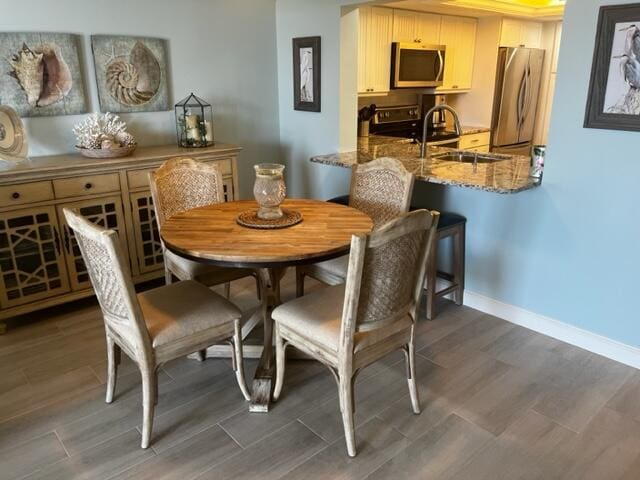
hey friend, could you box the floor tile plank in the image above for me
[0,432,67,480]
[194,421,326,480]
[111,424,241,480]
[365,414,493,480]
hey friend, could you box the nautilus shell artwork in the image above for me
[0,32,87,117]
[106,41,161,106]
[92,35,169,113]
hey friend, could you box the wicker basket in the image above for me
[76,144,137,159]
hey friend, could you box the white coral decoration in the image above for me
[73,112,136,149]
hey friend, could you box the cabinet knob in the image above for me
[11,192,19,199]
[452,85,459,89]
[84,182,93,189]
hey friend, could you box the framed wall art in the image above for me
[292,36,320,112]
[0,32,88,117]
[91,35,170,113]
[585,3,640,131]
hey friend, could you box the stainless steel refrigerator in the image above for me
[491,47,545,156]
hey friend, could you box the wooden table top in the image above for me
[161,199,374,268]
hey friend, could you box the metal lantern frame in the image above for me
[174,93,214,148]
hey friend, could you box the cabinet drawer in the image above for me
[459,132,490,150]
[202,158,232,175]
[127,158,233,190]
[53,173,120,199]
[464,145,490,153]
[0,181,55,206]
[127,168,156,190]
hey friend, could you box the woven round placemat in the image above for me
[236,208,303,229]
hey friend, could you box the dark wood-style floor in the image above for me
[2,272,640,480]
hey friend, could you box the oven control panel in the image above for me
[372,105,420,124]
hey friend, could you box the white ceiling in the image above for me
[383,0,565,20]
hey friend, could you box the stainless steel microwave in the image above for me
[391,42,446,88]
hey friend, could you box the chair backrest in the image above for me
[63,208,152,359]
[149,157,225,227]
[340,209,439,350]
[349,158,414,228]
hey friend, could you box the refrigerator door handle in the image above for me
[516,70,527,129]
[522,63,533,124]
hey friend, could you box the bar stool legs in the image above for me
[424,220,466,320]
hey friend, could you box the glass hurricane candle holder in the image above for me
[253,163,286,220]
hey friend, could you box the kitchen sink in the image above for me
[431,151,511,163]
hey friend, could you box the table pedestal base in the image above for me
[249,267,286,413]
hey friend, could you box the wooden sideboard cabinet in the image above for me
[0,143,241,328]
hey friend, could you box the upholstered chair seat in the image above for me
[296,157,415,296]
[274,210,440,457]
[164,249,253,286]
[138,280,242,349]
[273,284,413,354]
[299,256,349,285]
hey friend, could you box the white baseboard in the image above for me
[464,290,640,370]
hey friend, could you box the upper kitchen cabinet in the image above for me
[358,6,393,94]
[500,19,543,48]
[437,16,477,92]
[392,9,441,44]
[551,22,562,73]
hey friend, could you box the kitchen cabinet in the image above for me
[459,131,490,152]
[392,9,441,44]
[500,19,542,48]
[358,6,393,94]
[0,144,241,325]
[437,15,477,92]
[551,22,562,73]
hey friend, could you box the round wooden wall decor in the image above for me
[0,106,28,162]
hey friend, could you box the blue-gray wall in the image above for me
[0,0,281,199]
[276,0,640,348]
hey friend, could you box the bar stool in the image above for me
[411,206,466,320]
[328,196,466,319]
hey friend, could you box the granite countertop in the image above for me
[461,126,491,135]
[310,136,539,194]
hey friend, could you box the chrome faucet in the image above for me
[420,104,463,158]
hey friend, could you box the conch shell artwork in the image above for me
[92,35,169,113]
[0,32,87,117]
[8,43,73,108]
[106,41,160,106]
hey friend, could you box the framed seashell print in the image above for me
[91,35,170,113]
[0,32,88,117]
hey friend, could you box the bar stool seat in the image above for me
[410,205,466,320]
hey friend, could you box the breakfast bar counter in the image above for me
[310,136,540,194]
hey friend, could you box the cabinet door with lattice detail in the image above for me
[130,191,164,274]
[56,196,129,291]
[0,206,70,308]
[222,177,235,202]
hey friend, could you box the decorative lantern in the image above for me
[174,93,214,148]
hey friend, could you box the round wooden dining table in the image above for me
[161,198,373,412]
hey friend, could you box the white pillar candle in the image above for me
[204,120,213,143]
[186,127,200,140]
[185,114,200,129]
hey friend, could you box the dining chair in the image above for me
[273,209,439,456]
[295,157,414,297]
[149,157,259,300]
[63,208,250,449]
